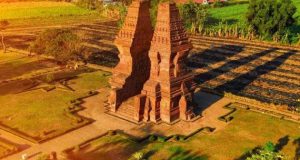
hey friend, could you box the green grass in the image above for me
[0,53,110,139]
[208,3,248,24]
[69,104,300,160]
[0,2,94,20]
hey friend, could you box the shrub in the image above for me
[157,136,167,142]
[211,0,226,8]
[76,0,102,10]
[246,0,296,40]
[131,151,144,160]
[245,142,286,160]
[29,29,86,65]
[116,3,127,27]
[148,135,157,141]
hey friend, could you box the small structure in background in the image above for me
[108,0,197,124]
[176,0,227,4]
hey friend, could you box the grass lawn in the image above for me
[68,104,300,160]
[0,52,110,141]
[0,1,104,28]
[0,2,94,20]
[208,3,248,25]
[0,69,110,140]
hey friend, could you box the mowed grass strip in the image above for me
[0,1,94,20]
[68,105,300,160]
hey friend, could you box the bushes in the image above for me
[29,29,86,65]
[115,3,127,27]
[178,1,208,33]
[246,0,297,41]
[245,142,286,160]
[150,0,160,27]
[147,1,208,32]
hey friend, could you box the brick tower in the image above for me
[141,2,196,123]
[109,0,153,114]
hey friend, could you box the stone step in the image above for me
[116,104,135,119]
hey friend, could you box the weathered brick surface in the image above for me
[109,0,153,112]
[109,1,196,124]
[141,2,196,123]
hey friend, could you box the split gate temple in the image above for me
[109,0,197,124]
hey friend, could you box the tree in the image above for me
[29,29,86,67]
[246,0,296,40]
[178,1,208,33]
[0,20,9,53]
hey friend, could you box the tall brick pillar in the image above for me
[109,0,153,112]
[142,2,196,123]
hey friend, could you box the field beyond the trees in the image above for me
[0,2,93,20]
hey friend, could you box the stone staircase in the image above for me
[112,97,143,124]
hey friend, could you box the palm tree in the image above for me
[0,20,9,53]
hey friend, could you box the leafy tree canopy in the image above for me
[29,29,85,64]
[246,0,297,39]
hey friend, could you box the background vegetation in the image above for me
[0,2,93,20]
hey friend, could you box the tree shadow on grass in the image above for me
[275,135,289,152]
[187,45,244,69]
[86,48,119,68]
[5,34,36,50]
[194,47,277,84]
[66,135,158,160]
[168,146,208,160]
[0,67,95,95]
[0,59,57,81]
[293,138,300,160]
[214,50,297,104]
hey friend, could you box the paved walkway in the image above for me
[3,90,231,160]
